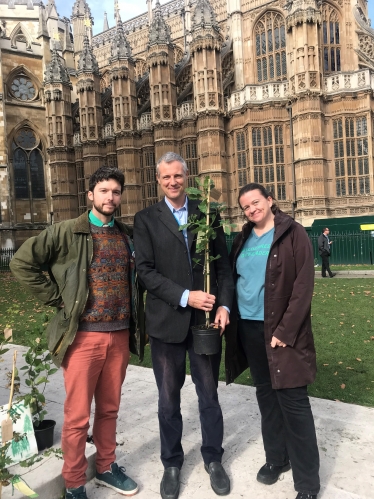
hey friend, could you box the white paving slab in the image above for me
[0,344,373,499]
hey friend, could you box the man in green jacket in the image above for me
[10,166,140,499]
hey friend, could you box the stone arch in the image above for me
[9,22,33,50]
[8,120,47,161]
[5,65,42,103]
[8,121,48,225]
[174,45,184,64]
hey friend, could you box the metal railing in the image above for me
[0,248,15,272]
[226,231,374,265]
[309,231,374,265]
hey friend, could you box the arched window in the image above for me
[12,127,46,223]
[322,6,341,73]
[255,12,287,83]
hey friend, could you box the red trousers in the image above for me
[61,330,130,489]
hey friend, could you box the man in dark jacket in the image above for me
[318,227,335,278]
[133,152,234,499]
[10,167,140,499]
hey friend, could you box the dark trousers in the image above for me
[321,251,333,277]
[238,319,320,495]
[150,331,224,469]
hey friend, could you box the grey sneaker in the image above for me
[95,462,139,496]
[65,485,88,499]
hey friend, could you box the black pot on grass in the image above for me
[34,419,56,451]
[191,325,221,355]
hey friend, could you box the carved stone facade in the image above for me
[0,0,374,246]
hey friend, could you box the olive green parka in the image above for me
[10,211,145,367]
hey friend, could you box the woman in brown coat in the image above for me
[225,183,320,499]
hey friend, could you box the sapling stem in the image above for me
[205,181,211,327]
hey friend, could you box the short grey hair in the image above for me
[156,152,188,176]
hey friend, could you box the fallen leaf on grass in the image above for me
[346,367,354,370]
[334,372,338,375]
[338,361,343,364]
[356,358,362,362]
[340,384,346,389]
[364,291,371,295]
[323,364,329,366]
[329,341,334,344]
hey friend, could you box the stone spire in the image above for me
[72,0,91,18]
[111,17,132,61]
[148,0,171,46]
[63,18,73,51]
[191,0,220,34]
[103,11,109,31]
[46,0,58,19]
[191,0,219,30]
[38,2,49,38]
[190,0,222,51]
[78,34,100,74]
[44,47,71,84]
[114,0,120,26]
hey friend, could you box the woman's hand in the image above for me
[271,336,287,348]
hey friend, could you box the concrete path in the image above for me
[0,345,373,499]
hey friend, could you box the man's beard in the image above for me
[93,202,117,216]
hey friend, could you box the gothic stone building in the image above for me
[0,0,373,247]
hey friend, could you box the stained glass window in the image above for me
[255,12,287,83]
[13,128,46,203]
[322,7,341,73]
[251,125,286,200]
[11,77,36,101]
[14,148,28,199]
[236,132,247,187]
[334,117,370,196]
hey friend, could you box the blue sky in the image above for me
[56,0,374,36]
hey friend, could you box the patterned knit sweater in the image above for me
[79,224,131,331]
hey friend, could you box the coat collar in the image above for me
[72,210,131,236]
[157,197,201,249]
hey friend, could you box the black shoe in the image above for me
[330,273,336,278]
[204,462,230,496]
[160,467,180,499]
[296,493,317,499]
[257,462,291,485]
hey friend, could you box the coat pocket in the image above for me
[46,308,71,355]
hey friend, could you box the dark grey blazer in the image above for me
[133,198,234,342]
[318,233,330,255]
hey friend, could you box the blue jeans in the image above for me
[150,330,224,469]
[238,319,320,495]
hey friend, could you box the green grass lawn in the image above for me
[1,274,373,407]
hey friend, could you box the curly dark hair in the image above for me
[88,166,125,193]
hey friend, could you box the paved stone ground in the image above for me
[1,345,373,499]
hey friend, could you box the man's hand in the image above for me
[214,306,230,335]
[188,291,215,311]
[271,336,287,348]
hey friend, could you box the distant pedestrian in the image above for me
[318,227,336,278]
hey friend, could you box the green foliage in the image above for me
[0,298,62,493]
[17,331,56,427]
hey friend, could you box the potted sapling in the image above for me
[180,176,232,355]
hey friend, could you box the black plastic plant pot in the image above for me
[191,325,221,355]
[34,419,56,451]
